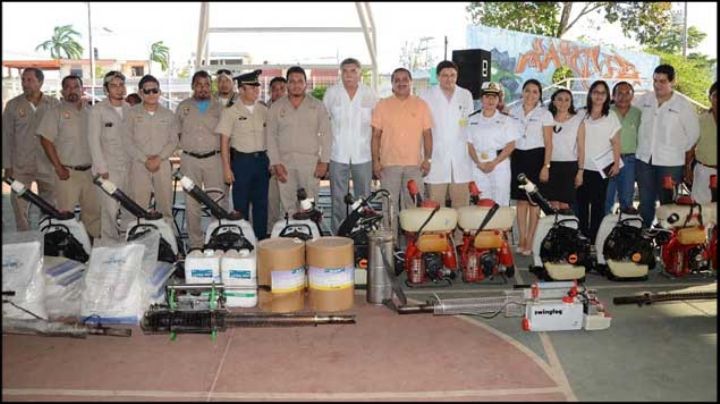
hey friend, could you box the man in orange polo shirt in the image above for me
[371,67,433,234]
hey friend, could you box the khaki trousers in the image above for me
[381,165,425,237]
[277,162,320,216]
[56,168,101,238]
[427,182,470,208]
[266,175,283,229]
[129,159,174,231]
[97,166,135,242]
[181,154,226,249]
[9,169,57,231]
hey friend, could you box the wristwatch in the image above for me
[425,158,432,163]
[544,163,551,169]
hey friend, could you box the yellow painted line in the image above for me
[3,386,566,400]
[539,332,578,402]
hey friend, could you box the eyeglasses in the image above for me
[142,88,159,95]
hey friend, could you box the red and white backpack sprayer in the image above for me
[654,175,717,277]
[456,182,516,283]
[398,180,458,287]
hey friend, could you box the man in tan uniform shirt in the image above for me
[265,76,287,231]
[176,70,226,249]
[88,71,133,242]
[2,67,60,231]
[124,75,180,228]
[266,66,331,215]
[36,75,101,238]
[216,70,270,239]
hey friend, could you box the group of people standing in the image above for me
[2,59,716,257]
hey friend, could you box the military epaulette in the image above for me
[468,108,482,118]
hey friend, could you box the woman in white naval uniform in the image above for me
[465,82,521,206]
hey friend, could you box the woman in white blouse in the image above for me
[542,88,585,210]
[576,80,621,242]
[509,79,554,255]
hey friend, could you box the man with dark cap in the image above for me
[267,66,331,216]
[215,69,270,239]
[176,70,226,250]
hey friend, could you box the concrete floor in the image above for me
[2,182,717,401]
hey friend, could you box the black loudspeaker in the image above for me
[452,49,491,100]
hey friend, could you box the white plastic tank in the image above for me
[184,249,222,284]
[221,249,257,286]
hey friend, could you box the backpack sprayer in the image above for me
[653,175,717,277]
[93,175,179,263]
[594,206,656,280]
[399,179,459,287]
[270,188,324,240]
[4,177,91,263]
[174,171,256,252]
[456,181,516,283]
[518,173,592,281]
[337,188,393,269]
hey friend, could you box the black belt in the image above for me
[63,164,91,171]
[621,153,635,157]
[183,150,220,159]
[231,149,267,158]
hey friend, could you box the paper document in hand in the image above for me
[591,148,623,179]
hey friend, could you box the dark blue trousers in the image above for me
[231,150,270,239]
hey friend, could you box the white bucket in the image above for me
[223,285,258,308]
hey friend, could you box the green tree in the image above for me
[466,2,672,42]
[149,41,170,74]
[35,24,84,59]
[551,66,574,86]
[645,25,707,55]
[311,85,328,101]
[646,49,712,109]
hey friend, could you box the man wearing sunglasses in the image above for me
[176,70,226,250]
[216,69,270,239]
[87,70,133,241]
[266,66,331,215]
[124,74,180,228]
[215,69,239,107]
[36,74,101,239]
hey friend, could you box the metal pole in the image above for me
[444,35,448,60]
[87,2,95,102]
[682,1,688,58]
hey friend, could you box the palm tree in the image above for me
[149,41,170,74]
[35,24,84,59]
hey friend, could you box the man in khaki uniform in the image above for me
[88,70,133,242]
[124,75,180,228]
[266,76,287,231]
[267,66,331,215]
[2,67,60,231]
[176,70,225,249]
[216,70,270,239]
[36,75,101,238]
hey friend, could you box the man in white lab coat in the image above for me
[420,60,475,207]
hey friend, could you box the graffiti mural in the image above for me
[466,25,660,104]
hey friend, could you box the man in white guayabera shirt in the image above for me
[634,64,699,227]
[420,60,475,208]
[323,58,379,234]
